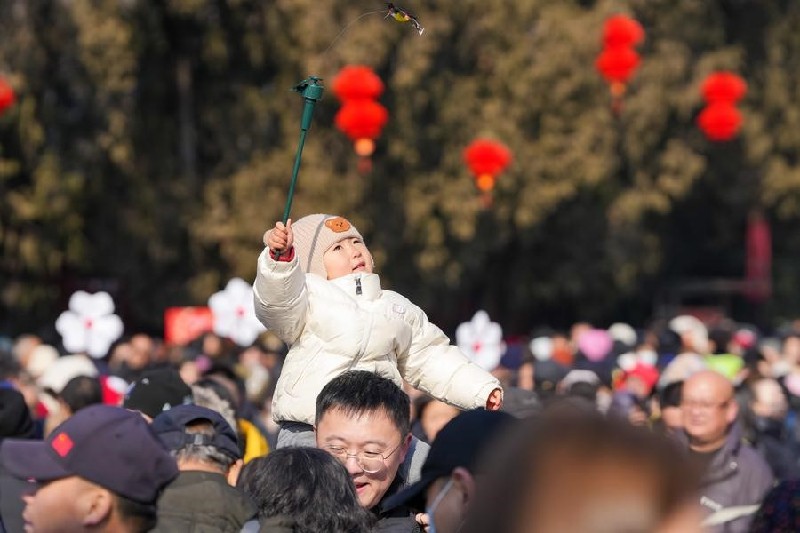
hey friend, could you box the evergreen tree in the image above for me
[1,0,799,336]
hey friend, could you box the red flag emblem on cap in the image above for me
[52,433,74,457]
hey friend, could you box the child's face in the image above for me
[323,236,374,280]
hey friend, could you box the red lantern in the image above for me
[335,99,389,173]
[463,139,512,207]
[335,100,389,151]
[331,66,385,102]
[0,77,14,116]
[596,14,644,114]
[595,47,641,87]
[698,72,747,141]
[701,72,747,104]
[602,14,645,49]
[332,66,389,172]
[697,102,742,142]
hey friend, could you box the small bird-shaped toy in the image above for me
[386,3,424,35]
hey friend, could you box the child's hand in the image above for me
[485,388,503,410]
[265,219,293,255]
[414,512,429,531]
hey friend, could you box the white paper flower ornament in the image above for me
[209,278,265,346]
[456,310,504,371]
[55,291,124,358]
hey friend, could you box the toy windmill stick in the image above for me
[282,76,325,225]
[280,4,423,224]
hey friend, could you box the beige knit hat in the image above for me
[291,214,363,278]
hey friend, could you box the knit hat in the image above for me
[290,214,363,278]
[38,354,98,394]
[669,314,709,354]
[26,344,59,380]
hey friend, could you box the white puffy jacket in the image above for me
[253,248,501,426]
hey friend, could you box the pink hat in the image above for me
[578,329,613,362]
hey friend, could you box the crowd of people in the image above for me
[3,314,800,531]
[2,213,800,532]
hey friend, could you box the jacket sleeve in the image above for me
[252,247,308,344]
[396,300,501,410]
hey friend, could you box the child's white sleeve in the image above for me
[397,301,501,410]
[252,247,308,344]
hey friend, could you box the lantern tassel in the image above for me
[480,190,493,209]
[610,82,625,115]
[357,156,373,175]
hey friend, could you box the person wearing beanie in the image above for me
[254,214,503,453]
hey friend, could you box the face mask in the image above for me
[425,479,454,533]
[754,415,783,436]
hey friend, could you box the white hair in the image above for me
[191,385,237,432]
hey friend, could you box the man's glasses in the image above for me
[681,398,731,411]
[325,441,403,474]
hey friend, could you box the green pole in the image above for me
[282,76,325,224]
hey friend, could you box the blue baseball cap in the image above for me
[1,405,178,503]
[151,404,241,460]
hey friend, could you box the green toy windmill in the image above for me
[279,3,425,225]
[281,76,325,225]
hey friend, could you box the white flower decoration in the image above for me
[456,310,504,371]
[55,291,124,359]
[209,278,265,346]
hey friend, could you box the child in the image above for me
[253,214,502,449]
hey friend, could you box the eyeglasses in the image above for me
[681,398,731,411]
[325,441,403,474]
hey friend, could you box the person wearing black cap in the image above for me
[123,368,194,421]
[0,404,179,533]
[385,409,515,533]
[149,404,256,532]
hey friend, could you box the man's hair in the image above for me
[191,385,237,432]
[462,411,700,533]
[194,376,239,414]
[238,448,373,532]
[565,381,598,404]
[315,371,411,435]
[172,420,236,472]
[59,375,103,413]
[115,494,158,533]
[659,381,683,408]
